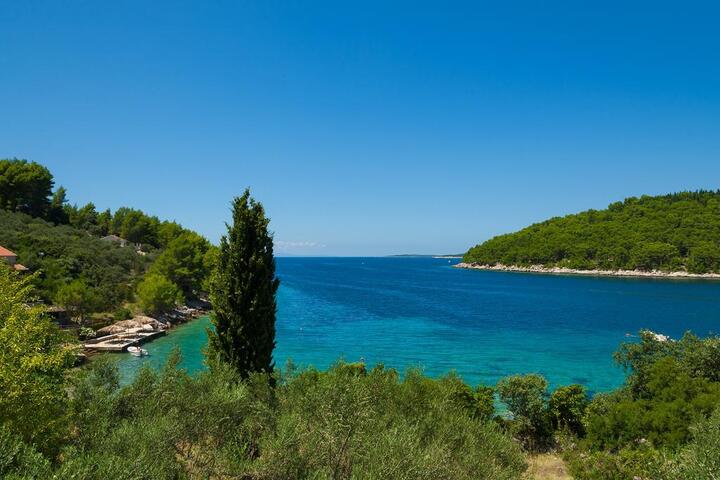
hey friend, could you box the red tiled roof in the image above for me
[0,246,17,257]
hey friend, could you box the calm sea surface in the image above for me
[116,257,720,393]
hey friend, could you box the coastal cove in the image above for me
[117,257,720,394]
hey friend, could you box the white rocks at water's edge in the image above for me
[454,262,720,280]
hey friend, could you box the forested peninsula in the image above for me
[462,191,720,277]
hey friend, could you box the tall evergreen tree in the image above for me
[208,189,279,378]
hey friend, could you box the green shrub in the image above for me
[112,307,132,321]
[549,384,589,435]
[630,242,679,271]
[570,334,720,477]
[0,427,52,479]
[654,408,720,479]
[5,355,524,479]
[584,357,720,450]
[136,274,182,315]
[255,364,524,479]
[78,327,96,339]
[496,374,552,449]
[336,360,367,376]
[614,330,720,393]
[0,270,75,455]
[687,241,720,273]
[148,232,211,299]
[565,444,663,480]
[54,279,99,326]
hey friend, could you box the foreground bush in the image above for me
[653,407,720,480]
[258,366,522,479]
[0,269,75,455]
[563,443,664,480]
[0,353,526,479]
[0,427,53,479]
[566,331,720,478]
[566,410,720,480]
[584,356,720,451]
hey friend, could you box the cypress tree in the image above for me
[208,189,279,378]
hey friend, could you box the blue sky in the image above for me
[1,1,719,255]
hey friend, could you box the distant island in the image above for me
[460,191,720,278]
[390,254,464,258]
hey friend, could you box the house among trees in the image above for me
[0,245,29,272]
[101,234,130,247]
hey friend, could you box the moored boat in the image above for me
[127,345,149,356]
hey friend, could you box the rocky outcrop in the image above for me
[94,304,209,337]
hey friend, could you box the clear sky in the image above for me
[2,1,719,256]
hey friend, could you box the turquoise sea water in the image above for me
[117,257,720,393]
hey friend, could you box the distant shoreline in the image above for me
[454,262,720,280]
[388,254,463,258]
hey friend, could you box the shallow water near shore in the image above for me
[116,257,720,393]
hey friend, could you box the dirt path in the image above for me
[525,453,572,480]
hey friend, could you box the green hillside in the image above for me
[0,158,214,318]
[0,209,149,308]
[464,191,720,273]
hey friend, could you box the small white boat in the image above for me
[127,346,149,357]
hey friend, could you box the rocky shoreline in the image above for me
[454,262,720,280]
[83,299,211,354]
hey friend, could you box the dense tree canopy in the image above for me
[54,279,99,326]
[47,186,69,224]
[0,158,54,217]
[0,159,214,317]
[136,274,182,315]
[464,191,720,273]
[149,232,212,298]
[66,202,102,234]
[0,210,147,308]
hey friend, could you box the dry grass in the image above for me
[525,453,572,480]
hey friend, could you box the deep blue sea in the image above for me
[117,257,720,394]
